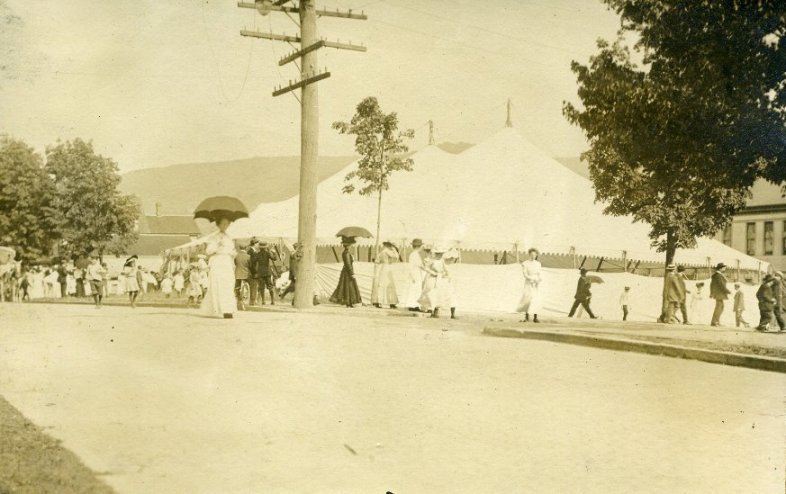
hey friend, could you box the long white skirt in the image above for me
[405,270,424,308]
[201,254,236,317]
[372,263,399,306]
[517,281,542,314]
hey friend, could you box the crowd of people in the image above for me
[3,231,785,331]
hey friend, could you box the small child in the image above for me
[733,283,749,328]
[187,267,202,307]
[619,286,631,321]
[173,270,185,297]
[160,275,173,299]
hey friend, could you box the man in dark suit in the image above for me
[772,272,786,331]
[710,263,731,326]
[755,275,777,331]
[252,241,279,305]
[568,268,597,319]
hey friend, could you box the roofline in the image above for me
[735,204,786,216]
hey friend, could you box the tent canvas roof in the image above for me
[228,127,767,270]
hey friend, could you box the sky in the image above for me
[1,0,622,172]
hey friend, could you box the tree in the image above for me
[564,1,786,265]
[332,97,415,254]
[45,139,140,259]
[0,136,57,262]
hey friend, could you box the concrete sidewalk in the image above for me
[484,317,786,373]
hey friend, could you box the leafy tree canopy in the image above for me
[45,138,140,258]
[564,0,786,261]
[0,136,56,262]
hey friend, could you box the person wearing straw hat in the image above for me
[517,247,542,323]
[660,264,684,324]
[419,245,450,318]
[123,255,141,308]
[330,236,362,308]
[372,241,400,309]
[443,248,460,319]
[710,263,731,326]
[405,239,425,312]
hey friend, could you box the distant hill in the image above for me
[120,156,356,215]
[121,141,478,215]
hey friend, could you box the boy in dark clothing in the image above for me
[756,275,778,332]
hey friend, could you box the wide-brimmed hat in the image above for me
[341,236,356,245]
[433,245,448,254]
[763,274,775,282]
[714,263,726,270]
[527,247,539,255]
[665,264,676,271]
[411,238,423,247]
[676,265,686,272]
[383,241,398,249]
[249,237,260,245]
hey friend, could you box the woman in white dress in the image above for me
[123,256,141,308]
[201,216,237,318]
[405,239,425,311]
[419,246,450,318]
[372,241,400,309]
[518,248,543,323]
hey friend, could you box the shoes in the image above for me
[533,315,539,323]
[755,326,767,332]
[589,316,598,319]
[711,323,720,327]
[390,305,397,309]
[223,313,233,319]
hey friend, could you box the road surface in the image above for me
[1,303,784,493]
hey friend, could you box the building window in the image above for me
[781,221,786,256]
[746,222,756,256]
[764,221,774,255]
[722,225,732,246]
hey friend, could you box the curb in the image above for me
[482,326,786,374]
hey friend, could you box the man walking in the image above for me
[568,268,597,319]
[85,254,106,308]
[710,263,731,326]
[676,265,690,324]
[661,264,685,324]
[733,283,749,328]
[756,275,777,332]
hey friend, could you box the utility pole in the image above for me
[505,98,513,127]
[238,0,367,308]
[428,120,435,145]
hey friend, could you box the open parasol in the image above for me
[194,196,249,223]
[335,226,373,238]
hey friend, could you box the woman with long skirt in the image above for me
[419,247,449,318]
[372,241,400,309]
[330,238,362,308]
[517,247,543,323]
[202,216,238,319]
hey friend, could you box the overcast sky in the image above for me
[1,0,621,172]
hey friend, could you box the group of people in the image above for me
[328,237,459,319]
[233,237,298,308]
[650,261,786,331]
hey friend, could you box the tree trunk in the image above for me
[375,187,383,259]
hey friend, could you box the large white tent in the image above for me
[229,127,766,271]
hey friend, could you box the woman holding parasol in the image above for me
[194,196,248,319]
